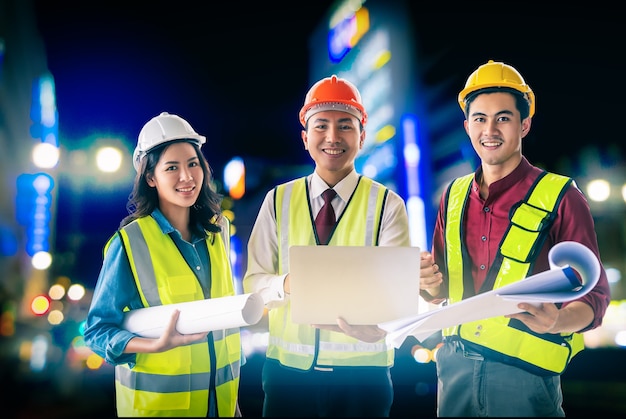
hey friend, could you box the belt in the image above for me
[446,338,484,361]
[313,366,334,372]
[312,365,390,372]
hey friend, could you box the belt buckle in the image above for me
[454,340,484,361]
[463,347,484,361]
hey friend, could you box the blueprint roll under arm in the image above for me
[122,293,264,338]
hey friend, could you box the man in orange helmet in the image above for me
[419,60,611,416]
[243,75,413,417]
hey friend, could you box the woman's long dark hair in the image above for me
[120,139,223,235]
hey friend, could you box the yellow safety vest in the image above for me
[267,176,395,370]
[111,216,240,417]
[443,171,585,375]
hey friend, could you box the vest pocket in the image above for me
[138,346,192,373]
[164,274,198,301]
[131,347,193,410]
[133,385,192,411]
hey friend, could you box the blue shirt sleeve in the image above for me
[83,233,143,367]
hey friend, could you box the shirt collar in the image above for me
[310,169,358,202]
[149,208,205,242]
[150,208,175,234]
[475,156,533,193]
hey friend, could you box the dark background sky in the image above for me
[32,1,337,168]
[32,1,626,172]
[10,5,625,417]
[30,0,626,284]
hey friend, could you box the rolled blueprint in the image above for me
[380,241,601,347]
[123,293,264,338]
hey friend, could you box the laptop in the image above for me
[288,245,421,325]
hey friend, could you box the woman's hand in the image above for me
[154,309,208,352]
[124,308,208,354]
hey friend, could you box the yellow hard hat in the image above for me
[458,60,535,117]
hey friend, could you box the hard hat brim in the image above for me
[132,137,205,172]
[300,102,367,127]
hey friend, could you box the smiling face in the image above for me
[464,91,532,178]
[301,110,365,187]
[146,141,204,217]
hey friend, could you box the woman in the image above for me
[84,112,242,417]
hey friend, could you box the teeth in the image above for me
[482,142,500,147]
[325,149,343,155]
[178,187,193,192]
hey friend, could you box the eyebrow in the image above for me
[163,156,199,166]
[311,116,355,124]
[470,109,515,118]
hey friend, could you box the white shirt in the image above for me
[243,169,411,307]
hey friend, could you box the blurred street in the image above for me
[5,332,626,418]
[2,1,626,417]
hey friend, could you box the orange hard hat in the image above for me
[299,75,368,127]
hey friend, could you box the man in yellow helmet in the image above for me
[419,60,611,416]
[243,75,413,417]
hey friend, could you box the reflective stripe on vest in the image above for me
[443,171,584,375]
[115,356,240,393]
[112,216,241,416]
[268,176,394,370]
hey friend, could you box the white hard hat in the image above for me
[133,112,206,171]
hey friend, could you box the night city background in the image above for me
[1,0,625,417]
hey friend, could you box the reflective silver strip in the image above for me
[224,327,239,338]
[219,216,230,259]
[217,358,240,383]
[268,335,388,355]
[124,222,161,306]
[116,368,210,393]
[116,359,240,392]
[278,183,294,273]
[212,327,240,342]
[269,335,315,355]
[319,340,390,353]
[365,181,382,244]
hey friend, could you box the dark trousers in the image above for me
[436,339,565,417]
[261,358,394,417]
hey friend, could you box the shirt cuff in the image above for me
[259,274,288,306]
[420,289,446,305]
